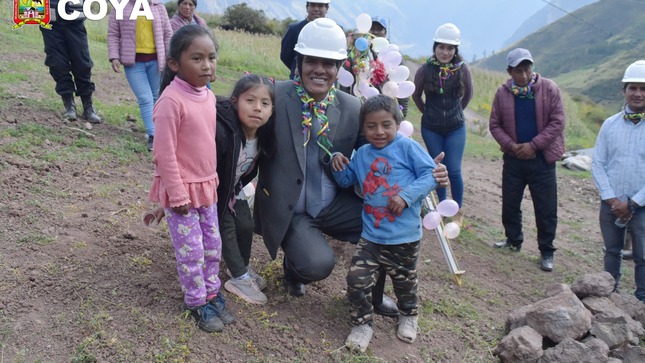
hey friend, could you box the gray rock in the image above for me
[495,325,544,363]
[539,338,609,363]
[610,293,645,327]
[545,283,570,298]
[590,314,632,349]
[609,345,645,363]
[505,304,533,334]
[571,272,615,299]
[526,291,592,342]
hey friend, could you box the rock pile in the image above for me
[493,271,645,362]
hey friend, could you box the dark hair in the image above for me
[177,0,196,5]
[231,73,277,159]
[295,53,343,83]
[306,2,329,9]
[359,94,402,129]
[159,24,218,94]
[506,59,533,73]
[432,42,460,62]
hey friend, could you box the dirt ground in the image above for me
[0,56,635,363]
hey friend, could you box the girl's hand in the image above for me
[332,154,350,172]
[387,195,407,216]
[143,207,165,226]
[172,204,191,216]
[111,59,121,73]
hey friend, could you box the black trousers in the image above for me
[502,152,557,256]
[40,20,95,97]
[282,189,387,301]
[220,200,255,278]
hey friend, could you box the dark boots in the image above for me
[62,94,77,120]
[81,95,101,124]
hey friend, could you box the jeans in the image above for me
[600,201,645,302]
[421,125,466,206]
[124,61,160,137]
[501,153,557,256]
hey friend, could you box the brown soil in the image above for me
[0,50,629,363]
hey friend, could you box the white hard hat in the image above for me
[308,0,330,4]
[294,18,347,60]
[433,23,461,46]
[622,60,645,83]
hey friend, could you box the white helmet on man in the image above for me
[433,23,461,46]
[622,60,645,83]
[294,18,347,60]
[308,0,330,3]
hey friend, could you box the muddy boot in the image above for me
[62,94,77,121]
[81,95,101,124]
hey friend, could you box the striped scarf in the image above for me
[293,76,336,158]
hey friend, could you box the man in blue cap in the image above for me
[370,16,387,38]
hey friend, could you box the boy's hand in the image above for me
[332,154,350,171]
[387,195,407,216]
[172,204,191,216]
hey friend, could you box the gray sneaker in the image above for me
[345,324,373,353]
[225,277,267,305]
[246,265,267,290]
[397,315,418,343]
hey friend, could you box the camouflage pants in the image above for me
[347,238,420,325]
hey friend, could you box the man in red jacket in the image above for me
[489,48,566,272]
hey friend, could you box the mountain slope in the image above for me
[475,0,645,106]
[502,0,598,48]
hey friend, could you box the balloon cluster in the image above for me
[338,13,415,102]
[423,199,461,239]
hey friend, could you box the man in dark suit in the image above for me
[256,19,448,314]
[280,0,329,79]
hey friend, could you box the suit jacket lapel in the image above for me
[326,94,341,147]
[286,85,306,175]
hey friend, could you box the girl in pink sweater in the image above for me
[148,25,231,333]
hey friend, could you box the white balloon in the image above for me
[380,51,402,70]
[355,13,372,34]
[338,68,354,87]
[444,222,461,239]
[398,120,414,137]
[382,81,399,98]
[364,86,380,98]
[396,81,416,98]
[389,65,410,83]
[353,85,362,97]
[423,211,441,230]
[371,37,389,53]
[359,81,370,96]
[380,44,399,56]
[437,199,459,217]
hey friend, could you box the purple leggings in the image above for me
[165,205,222,307]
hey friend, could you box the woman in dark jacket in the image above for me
[412,23,473,225]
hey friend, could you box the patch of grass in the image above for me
[422,296,480,320]
[130,254,153,268]
[153,316,195,362]
[17,232,56,246]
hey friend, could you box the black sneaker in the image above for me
[540,255,554,272]
[147,135,154,152]
[182,302,224,333]
[209,292,235,325]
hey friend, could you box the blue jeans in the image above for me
[124,61,160,137]
[600,201,645,302]
[421,125,466,206]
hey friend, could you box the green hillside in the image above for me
[476,0,645,109]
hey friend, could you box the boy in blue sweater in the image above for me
[332,95,437,352]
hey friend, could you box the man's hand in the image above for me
[607,198,632,219]
[514,143,536,160]
[432,152,449,187]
